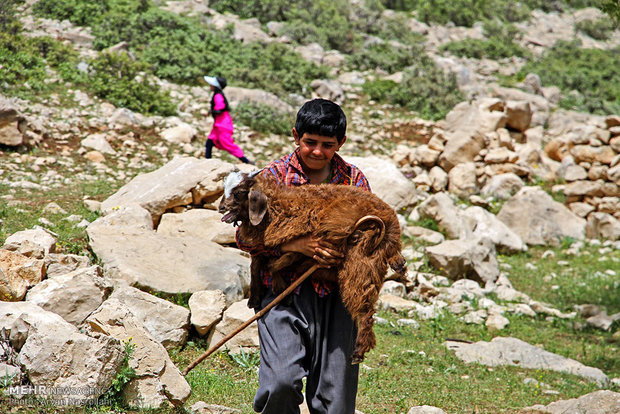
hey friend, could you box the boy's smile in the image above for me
[293,130,345,175]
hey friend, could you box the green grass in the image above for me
[0,177,120,256]
[500,244,620,314]
[163,242,619,414]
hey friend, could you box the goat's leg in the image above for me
[389,253,408,281]
[339,241,387,363]
[248,257,266,309]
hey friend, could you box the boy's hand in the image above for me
[281,236,343,268]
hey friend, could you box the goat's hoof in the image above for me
[351,355,363,364]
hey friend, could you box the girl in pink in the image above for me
[204,75,252,164]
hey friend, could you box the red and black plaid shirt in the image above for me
[236,148,371,297]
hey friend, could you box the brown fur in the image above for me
[219,173,407,362]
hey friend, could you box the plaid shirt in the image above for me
[236,148,371,297]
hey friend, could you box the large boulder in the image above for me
[480,173,525,200]
[497,186,586,245]
[447,337,609,387]
[87,299,191,408]
[108,280,190,349]
[224,86,294,114]
[3,227,59,258]
[0,250,46,301]
[504,100,532,132]
[101,157,237,225]
[448,162,478,197]
[209,299,259,354]
[87,204,250,303]
[25,266,112,326]
[347,156,421,211]
[425,237,499,284]
[0,302,123,400]
[461,206,527,253]
[417,192,471,240]
[519,390,620,414]
[189,290,227,337]
[438,101,507,171]
[157,209,236,245]
[586,212,620,240]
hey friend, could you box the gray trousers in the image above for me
[253,280,359,414]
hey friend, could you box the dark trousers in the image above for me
[253,280,359,414]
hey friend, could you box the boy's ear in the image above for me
[292,128,300,145]
[337,135,347,150]
[248,188,268,226]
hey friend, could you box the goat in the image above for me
[218,171,407,363]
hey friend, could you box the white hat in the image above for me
[204,76,221,89]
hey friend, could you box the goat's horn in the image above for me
[248,168,264,178]
[352,215,386,250]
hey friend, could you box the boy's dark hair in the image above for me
[294,99,347,143]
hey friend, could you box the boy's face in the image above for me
[293,129,345,173]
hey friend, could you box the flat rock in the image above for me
[347,156,421,210]
[519,390,620,413]
[446,336,609,386]
[497,186,586,245]
[101,157,236,225]
[87,204,250,303]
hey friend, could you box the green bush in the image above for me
[233,102,293,135]
[515,40,620,115]
[0,0,23,35]
[0,33,48,90]
[380,0,602,18]
[575,17,617,40]
[364,11,426,46]
[600,0,620,23]
[210,0,355,51]
[33,0,109,26]
[379,0,531,26]
[84,52,177,116]
[440,21,531,59]
[363,58,464,120]
[348,42,423,73]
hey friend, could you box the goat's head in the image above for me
[218,170,268,227]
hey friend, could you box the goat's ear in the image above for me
[248,189,268,226]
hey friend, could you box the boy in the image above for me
[236,99,370,413]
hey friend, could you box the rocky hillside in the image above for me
[1,0,620,413]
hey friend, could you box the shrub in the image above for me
[233,102,293,135]
[210,0,355,51]
[380,0,602,18]
[84,52,177,116]
[0,0,23,35]
[600,0,620,24]
[379,0,531,26]
[440,21,531,59]
[362,57,464,120]
[0,33,47,90]
[515,40,620,115]
[348,42,423,73]
[575,17,618,40]
[33,0,109,26]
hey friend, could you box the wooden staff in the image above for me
[182,263,319,376]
